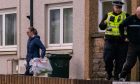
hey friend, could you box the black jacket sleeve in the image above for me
[126,13,130,17]
[99,14,108,30]
[35,38,46,58]
[119,14,130,39]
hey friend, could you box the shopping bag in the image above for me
[29,57,53,76]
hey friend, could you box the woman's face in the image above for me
[27,29,34,37]
[113,5,122,14]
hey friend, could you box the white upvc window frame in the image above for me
[0,12,17,51]
[48,6,73,49]
[98,0,127,32]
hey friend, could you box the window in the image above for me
[0,13,17,49]
[48,6,73,48]
[98,0,127,32]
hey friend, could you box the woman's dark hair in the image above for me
[28,26,38,35]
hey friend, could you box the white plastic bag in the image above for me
[29,57,52,76]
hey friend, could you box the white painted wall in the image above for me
[0,0,87,79]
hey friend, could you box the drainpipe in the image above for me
[27,0,33,26]
[30,0,33,26]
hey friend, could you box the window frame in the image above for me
[48,6,73,48]
[98,0,127,32]
[0,11,17,51]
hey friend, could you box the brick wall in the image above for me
[88,0,106,80]
[91,37,105,80]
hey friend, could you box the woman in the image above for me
[25,27,46,75]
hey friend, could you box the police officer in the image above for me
[119,7,140,81]
[99,0,129,80]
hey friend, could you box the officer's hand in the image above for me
[125,38,129,42]
[104,20,107,24]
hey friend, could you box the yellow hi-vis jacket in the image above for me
[105,11,126,36]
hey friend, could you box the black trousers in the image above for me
[103,40,128,79]
[24,60,33,76]
[120,43,140,78]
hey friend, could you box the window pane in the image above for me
[63,8,73,43]
[0,15,2,46]
[5,13,17,45]
[102,1,112,16]
[49,9,60,44]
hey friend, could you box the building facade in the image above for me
[0,0,88,80]
[0,0,139,81]
[90,0,140,81]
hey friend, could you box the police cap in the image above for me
[112,1,124,6]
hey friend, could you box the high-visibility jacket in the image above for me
[105,11,126,36]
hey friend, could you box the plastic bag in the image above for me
[29,57,52,76]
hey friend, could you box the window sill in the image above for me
[0,46,17,52]
[46,46,72,51]
[0,51,17,55]
[0,46,17,55]
[46,46,73,55]
[91,32,105,38]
